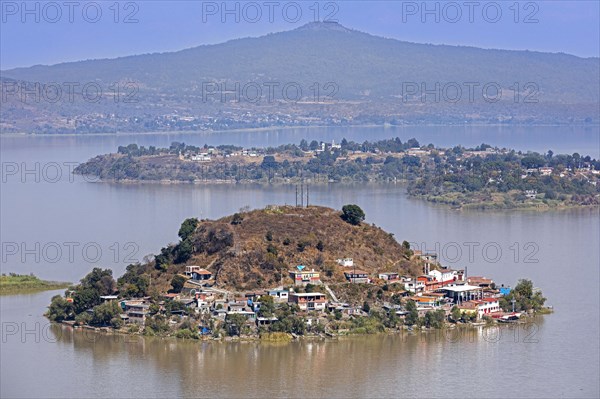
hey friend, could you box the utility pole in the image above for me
[300,183,304,207]
[306,184,309,207]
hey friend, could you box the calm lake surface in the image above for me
[1,126,599,398]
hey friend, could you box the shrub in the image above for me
[341,204,365,225]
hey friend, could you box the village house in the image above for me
[289,292,327,312]
[378,272,399,281]
[442,284,484,304]
[266,288,289,303]
[499,285,512,296]
[382,303,408,318]
[195,300,211,315]
[417,275,443,292]
[190,154,211,162]
[525,190,538,199]
[289,268,321,286]
[457,297,501,319]
[256,316,278,327]
[227,300,247,312]
[178,297,196,309]
[344,270,370,283]
[409,294,445,309]
[162,293,180,301]
[336,258,354,267]
[123,300,150,324]
[467,276,495,289]
[539,167,553,176]
[185,266,212,281]
[327,302,364,316]
[99,295,118,302]
[404,279,425,293]
[428,268,461,285]
[407,148,429,156]
[244,292,262,303]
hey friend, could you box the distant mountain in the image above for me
[1,22,598,133]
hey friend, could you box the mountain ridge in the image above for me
[1,21,598,133]
[3,21,597,73]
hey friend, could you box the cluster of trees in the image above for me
[499,279,546,312]
[75,138,427,183]
[403,300,447,328]
[47,268,121,327]
[408,147,599,203]
[116,142,245,157]
[155,218,202,270]
[450,306,477,323]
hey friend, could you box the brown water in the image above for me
[1,127,599,398]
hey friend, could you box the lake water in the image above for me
[1,126,599,398]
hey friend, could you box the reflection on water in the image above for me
[42,318,548,399]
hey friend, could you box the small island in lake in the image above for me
[74,138,600,210]
[1,273,71,295]
[46,205,549,340]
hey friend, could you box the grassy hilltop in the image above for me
[121,205,419,294]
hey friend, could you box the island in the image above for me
[1,273,71,295]
[46,205,549,340]
[74,138,600,210]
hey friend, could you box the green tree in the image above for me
[450,306,461,321]
[47,295,74,322]
[316,240,325,252]
[424,310,446,329]
[75,312,92,326]
[363,301,371,313]
[545,190,557,200]
[171,275,187,293]
[404,300,418,326]
[231,213,244,225]
[226,313,248,336]
[72,287,101,314]
[265,231,273,241]
[341,204,366,225]
[258,295,275,317]
[502,279,546,312]
[261,155,278,169]
[334,310,343,320]
[178,218,199,241]
[174,239,193,263]
[79,268,116,296]
[92,301,122,326]
[384,311,399,328]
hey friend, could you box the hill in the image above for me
[2,22,598,133]
[121,205,419,294]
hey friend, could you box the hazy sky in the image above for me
[1,0,599,70]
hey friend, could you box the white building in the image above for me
[336,258,354,267]
[404,280,425,293]
[428,269,458,284]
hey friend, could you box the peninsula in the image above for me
[46,205,548,340]
[74,138,600,210]
[1,273,71,295]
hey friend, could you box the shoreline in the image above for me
[2,122,599,138]
[77,176,599,212]
[56,312,549,344]
[0,277,71,296]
